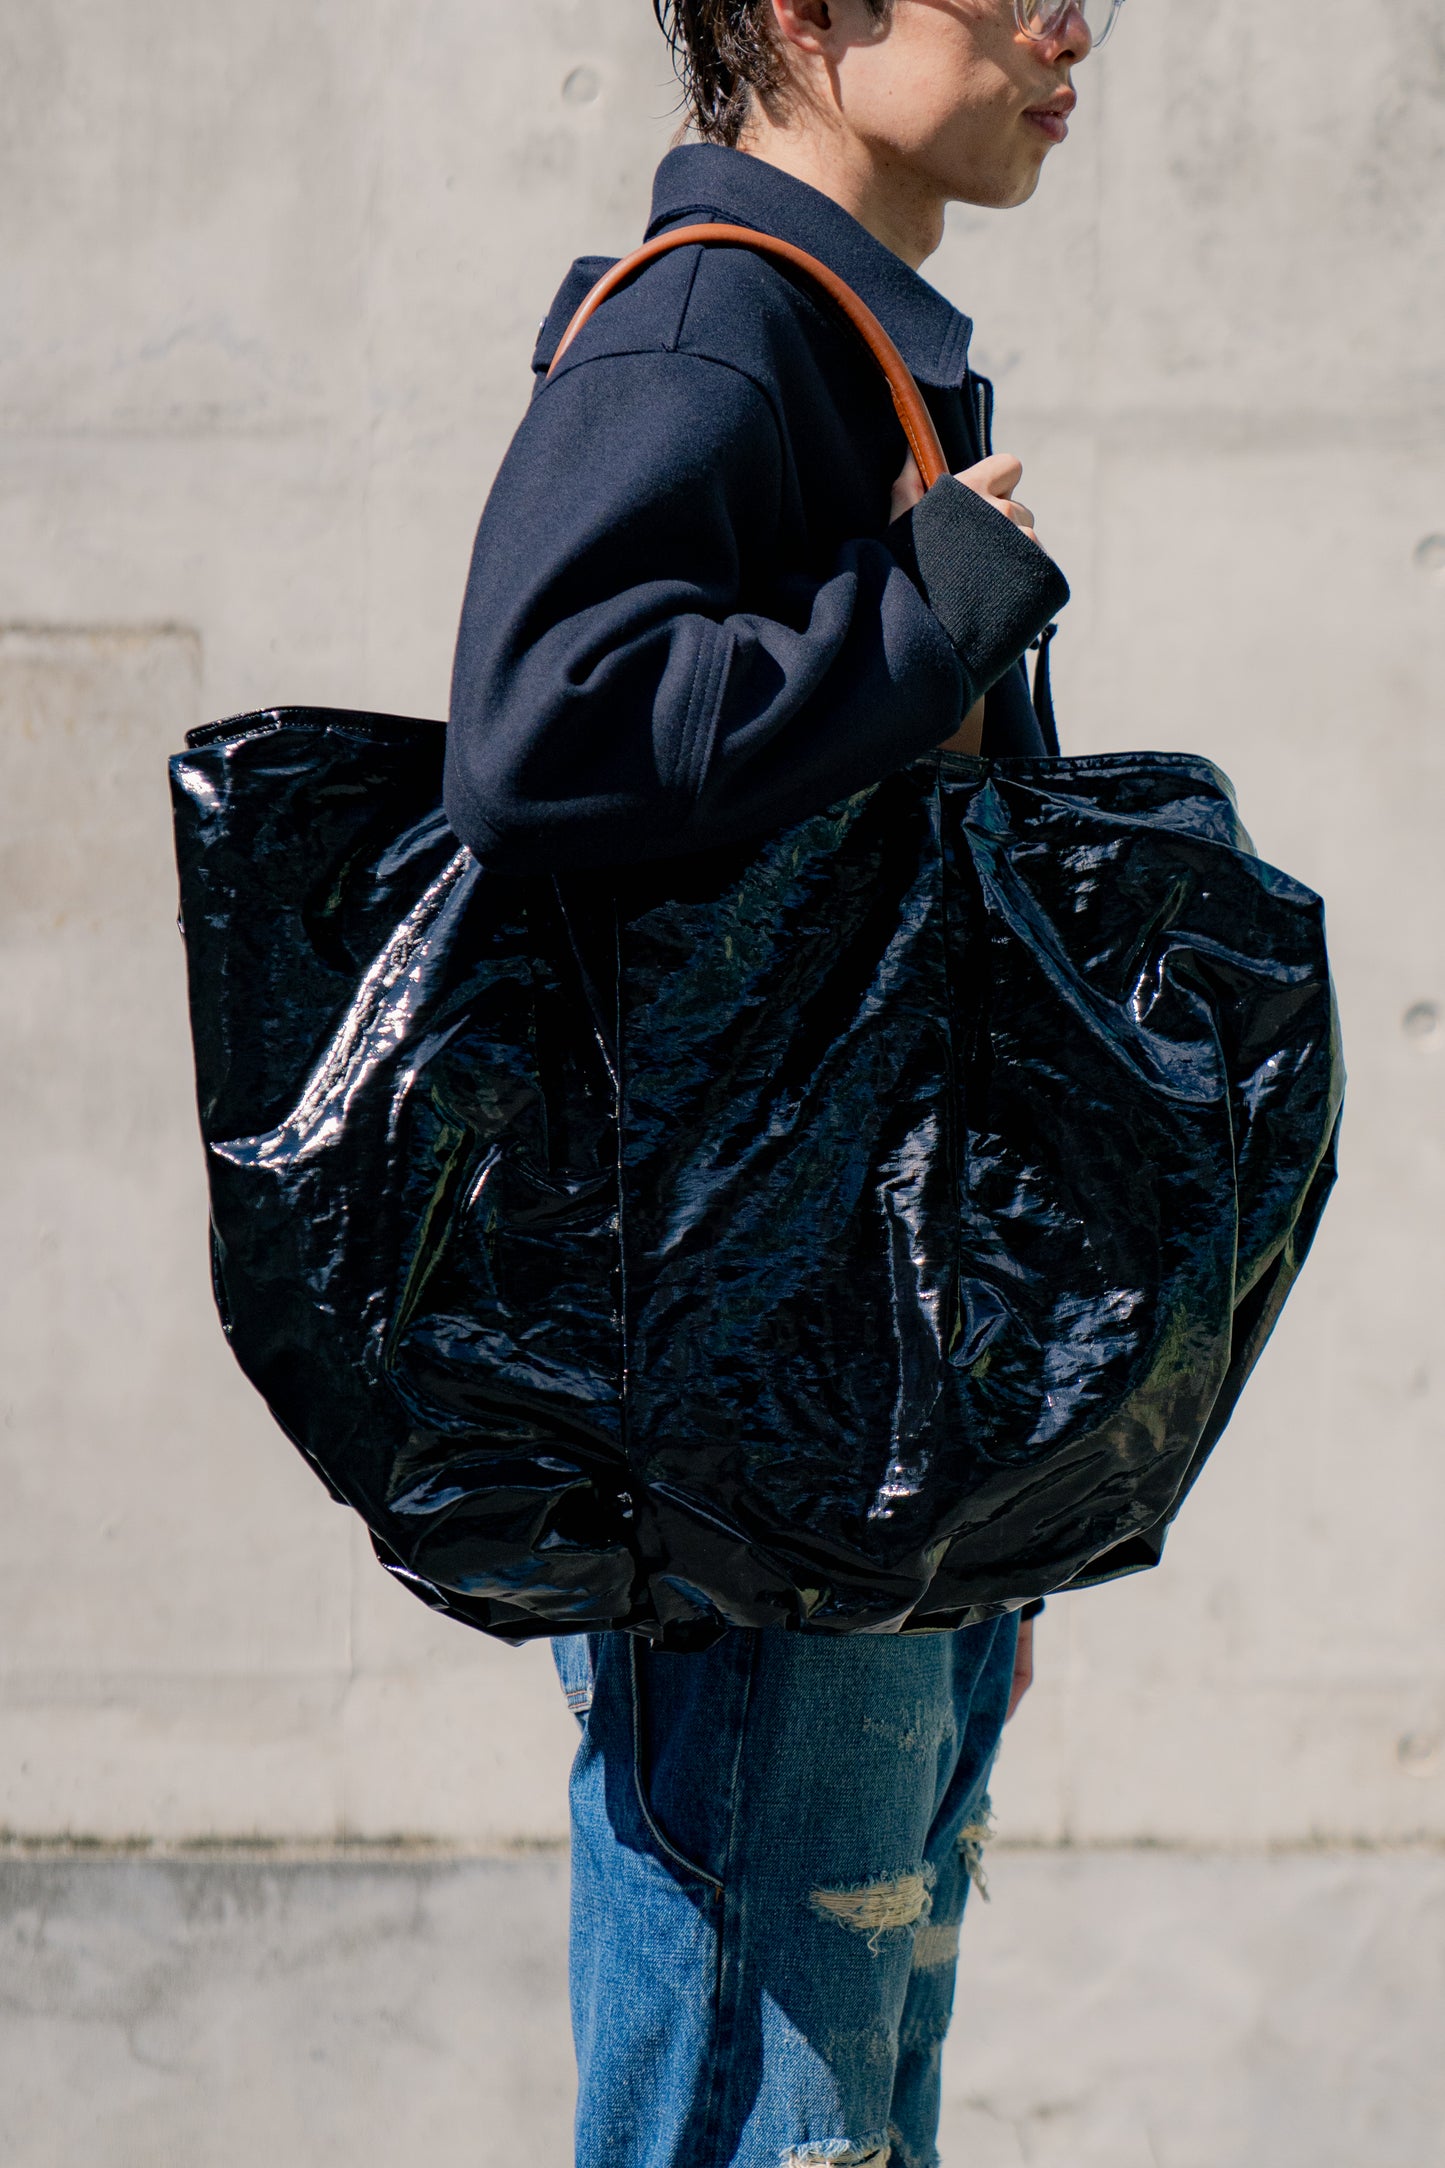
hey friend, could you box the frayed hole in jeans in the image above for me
[958,1794,996,1901]
[909,1916,962,1972]
[809,1868,932,1952]
[781,2142,890,2168]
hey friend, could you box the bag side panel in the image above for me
[172,713,638,1631]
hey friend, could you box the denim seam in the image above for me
[627,1639,725,1895]
[698,1632,762,2168]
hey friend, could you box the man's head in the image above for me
[656,2,1100,252]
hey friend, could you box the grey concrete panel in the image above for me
[941,1847,1445,2168]
[0,1852,575,2168]
[0,0,1441,1848]
[0,625,582,1845]
[1,1849,1441,2168]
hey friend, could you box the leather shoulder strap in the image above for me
[546,221,949,490]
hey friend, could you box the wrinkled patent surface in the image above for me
[171,710,1343,1646]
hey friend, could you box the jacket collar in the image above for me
[647,143,973,390]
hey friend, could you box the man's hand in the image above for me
[889,449,1042,547]
[1005,1614,1035,1724]
[956,451,1040,545]
[890,449,1044,756]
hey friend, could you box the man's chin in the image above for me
[947,164,1044,212]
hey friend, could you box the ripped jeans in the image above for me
[551,1615,1018,2168]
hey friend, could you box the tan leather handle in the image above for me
[547,221,950,492]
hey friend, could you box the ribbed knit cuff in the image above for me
[886,478,1070,703]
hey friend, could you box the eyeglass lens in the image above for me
[1016,0,1122,48]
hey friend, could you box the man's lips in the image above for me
[1023,90,1076,143]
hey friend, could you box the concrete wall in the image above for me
[2,0,1442,1856]
[5,1849,1444,2168]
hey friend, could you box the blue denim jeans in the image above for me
[551,1616,1018,2168]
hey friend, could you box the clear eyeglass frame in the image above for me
[1013,0,1125,50]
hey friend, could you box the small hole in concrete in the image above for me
[563,66,601,105]
[1397,1732,1442,1777]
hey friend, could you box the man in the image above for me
[445,5,1109,2163]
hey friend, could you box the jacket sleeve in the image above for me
[445,348,1065,874]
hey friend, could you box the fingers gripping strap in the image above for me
[546,221,950,491]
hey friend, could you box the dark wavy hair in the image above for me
[653,1,890,148]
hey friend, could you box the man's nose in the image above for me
[1038,5,1093,62]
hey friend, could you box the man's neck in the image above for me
[733,122,946,272]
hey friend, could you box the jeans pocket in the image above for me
[628,1638,725,1895]
[552,1633,597,1722]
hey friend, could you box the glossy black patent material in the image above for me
[171,711,1343,1646]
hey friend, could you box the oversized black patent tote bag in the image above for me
[171,228,1344,1647]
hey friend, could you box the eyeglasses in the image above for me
[1014,0,1125,49]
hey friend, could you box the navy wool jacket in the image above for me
[445,144,1069,876]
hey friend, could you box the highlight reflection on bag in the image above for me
[170,232,1343,1649]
